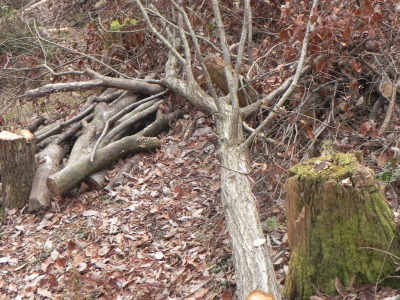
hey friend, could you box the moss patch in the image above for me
[284,152,400,299]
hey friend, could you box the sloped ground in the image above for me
[0,113,236,299]
[2,1,400,299]
[1,112,400,300]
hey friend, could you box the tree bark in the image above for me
[284,152,400,299]
[216,104,281,300]
[0,130,36,214]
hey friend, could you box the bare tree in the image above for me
[130,0,317,298]
[15,0,318,298]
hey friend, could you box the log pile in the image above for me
[0,72,182,212]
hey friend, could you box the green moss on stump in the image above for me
[284,152,400,299]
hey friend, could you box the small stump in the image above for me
[284,152,400,299]
[0,130,36,214]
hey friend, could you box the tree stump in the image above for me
[284,152,400,299]
[0,130,36,214]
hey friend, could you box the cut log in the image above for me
[67,93,139,165]
[87,109,182,190]
[28,144,66,211]
[204,54,260,107]
[34,122,62,138]
[47,135,160,196]
[284,152,400,299]
[0,130,36,213]
[28,117,46,132]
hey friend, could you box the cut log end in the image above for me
[28,198,42,212]
[46,177,61,197]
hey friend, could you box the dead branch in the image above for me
[89,91,167,161]
[54,113,94,145]
[242,0,318,149]
[84,69,165,95]
[91,99,162,161]
[42,64,84,77]
[67,94,139,165]
[105,156,141,191]
[35,122,63,141]
[25,69,165,100]
[241,65,311,118]
[28,117,46,133]
[25,79,103,99]
[94,90,124,102]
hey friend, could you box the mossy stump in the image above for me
[284,152,400,299]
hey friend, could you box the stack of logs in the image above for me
[0,81,181,213]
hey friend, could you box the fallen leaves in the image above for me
[0,114,230,299]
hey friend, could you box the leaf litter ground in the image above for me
[2,111,400,299]
[0,112,235,299]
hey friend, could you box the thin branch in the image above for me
[211,0,237,93]
[246,43,283,79]
[241,65,310,118]
[134,0,186,66]
[170,0,219,102]
[211,0,242,139]
[32,19,48,66]
[176,3,192,73]
[247,5,254,64]
[229,0,251,139]
[234,0,250,84]
[32,24,131,78]
[242,0,318,149]
[42,64,85,77]
[378,79,398,135]
[145,6,222,55]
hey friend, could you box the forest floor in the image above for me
[0,109,289,299]
[1,0,400,299]
[1,108,400,300]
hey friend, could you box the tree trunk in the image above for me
[0,130,36,214]
[216,105,281,300]
[284,152,400,299]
